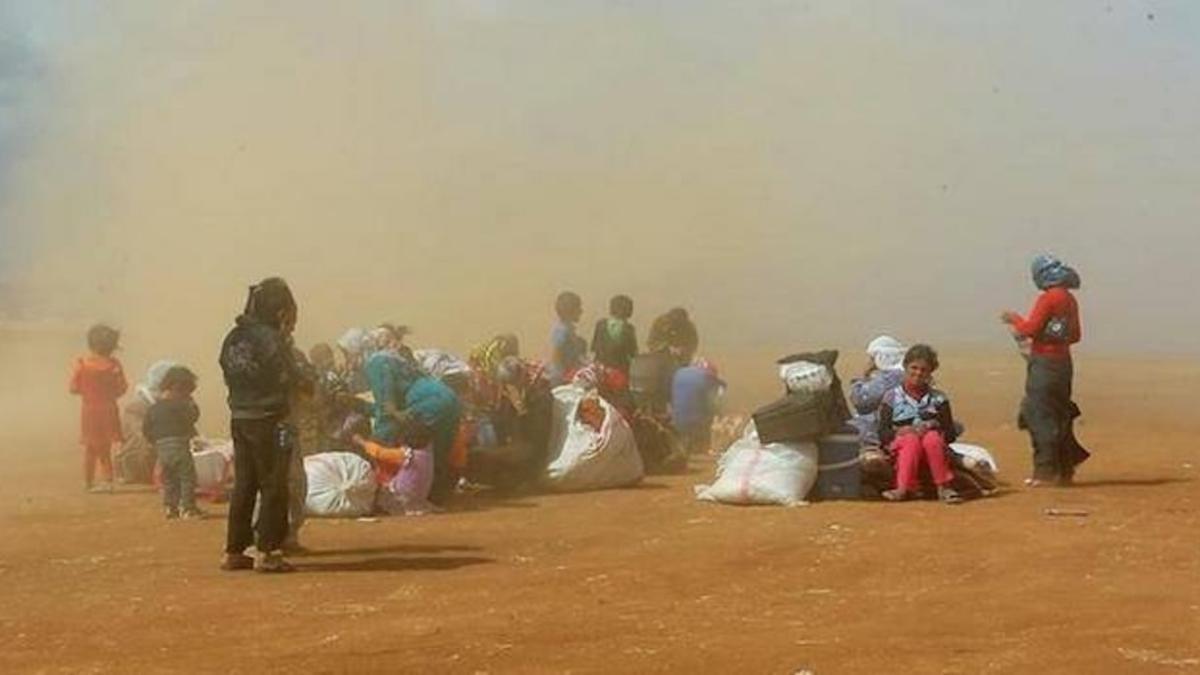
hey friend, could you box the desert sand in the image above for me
[0,328,1196,673]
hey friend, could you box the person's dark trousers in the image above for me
[157,437,197,512]
[226,417,291,555]
[427,411,462,506]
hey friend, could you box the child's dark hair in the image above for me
[903,344,940,371]
[555,291,582,322]
[160,366,198,395]
[243,277,297,328]
[609,295,634,320]
[86,324,120,356]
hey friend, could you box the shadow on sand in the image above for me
[298,543,483,558]
[297,555,494,573]
[1068,477,1192,489]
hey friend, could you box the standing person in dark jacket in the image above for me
[143,366,204,520]
[218,277,302,573]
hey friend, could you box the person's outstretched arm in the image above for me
[1004,292,1054,338]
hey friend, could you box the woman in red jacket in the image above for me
[1001,255,1091,487]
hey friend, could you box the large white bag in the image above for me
[304,452,378,517]
[191,438,234,493]
[695,424,819,506]
[543,385,644,492]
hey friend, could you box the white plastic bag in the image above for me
[779,361,833,395]
[413,348,471,380]
[695,424,819,506]
[304,452,378,517]
[191,438,234,493]
[544,385,644,492]
[949,443,999,473]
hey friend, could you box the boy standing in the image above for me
[143,367,205,519]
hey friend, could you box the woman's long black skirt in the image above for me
[1019,355,1091,481]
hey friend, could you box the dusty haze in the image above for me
[1,2,1198,431]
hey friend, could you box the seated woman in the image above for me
[877,344,962,505]
[848,335,907,447]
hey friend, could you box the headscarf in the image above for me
[470,333,520,376]
[1031,254,1081,291]
[866,335,907,371]
[136,359,181,405]
[364,327,395,357]
[337,328,367,357]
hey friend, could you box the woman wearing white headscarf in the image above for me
[848,336,907,446]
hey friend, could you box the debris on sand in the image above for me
[1043,508,1089,518]
[1118,647,1198,667]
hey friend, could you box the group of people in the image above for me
[68,253,1089,570]
[70,279,725,573]
[844,253,1089,504]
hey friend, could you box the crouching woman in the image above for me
[877,344,962,505]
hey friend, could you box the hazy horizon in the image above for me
[2,2,1198,368]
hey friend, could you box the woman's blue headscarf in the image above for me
[1031,254,1081,291]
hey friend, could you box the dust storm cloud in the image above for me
[2,1,1198,398]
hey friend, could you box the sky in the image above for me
[1,1,1198,366]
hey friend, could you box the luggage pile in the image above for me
[699,349,859,506]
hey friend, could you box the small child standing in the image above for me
[143,367,205,519]
[69,324,129,493]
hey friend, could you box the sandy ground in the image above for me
[0,331,1197,673]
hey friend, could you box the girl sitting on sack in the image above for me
[876,344,963,505]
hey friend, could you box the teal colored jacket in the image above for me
[365,351,421,445]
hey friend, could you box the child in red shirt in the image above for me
[69,324,129,492]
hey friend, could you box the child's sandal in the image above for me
[938,486,963,505]
[881,489,911,502]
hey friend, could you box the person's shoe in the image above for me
[220,553,255,572]
[1024,477,1054,488]
[255,550,295,574]
[938,486,963,505]
[282,537,310,556]
[88,482,114,494]
[180,508,207,520]
[164,507,180,520]
[881,489,912,502]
